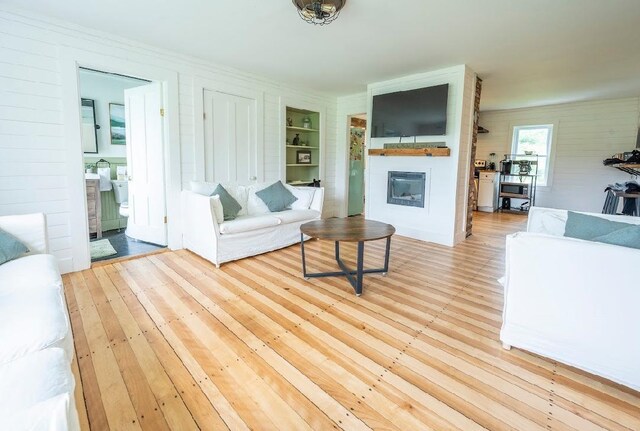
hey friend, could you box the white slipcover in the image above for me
[182,182,324,267]
[501,207,640,391]
[0,213,79,430]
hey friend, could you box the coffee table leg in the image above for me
[355,241,364,296]
[300,233,309,280]
[335,241,340,261]
[382,236,391,276]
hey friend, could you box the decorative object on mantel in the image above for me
[292,0,346,25]
[383,142,446,149]
[368,147,451,157]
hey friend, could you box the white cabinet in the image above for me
[477,171,500,212]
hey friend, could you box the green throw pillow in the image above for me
[592,225,640,249]
[212,184,242,221]
[564,211,634,240]
[0,228,29,265]
[255,181,298,212]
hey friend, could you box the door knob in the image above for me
[128,176,133,181]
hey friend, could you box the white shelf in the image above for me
[286,145,319,149]
[286,180,313,185]
[286,164,319,167]
[286,126,319,133]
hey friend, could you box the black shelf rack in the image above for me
[498,154,539,213]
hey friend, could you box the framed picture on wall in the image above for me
[109,103,126,145]
[296,150,312,164]
[81,98,98,153]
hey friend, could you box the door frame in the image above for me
[192,78,265,183]
[60,47,181,272]
[342,113,367,217]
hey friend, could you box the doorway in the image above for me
[78,67,167,263]
[347,114,367,216]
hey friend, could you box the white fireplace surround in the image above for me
[365,65,476,246]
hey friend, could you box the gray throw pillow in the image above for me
[564,211,633,240]
[255,181,298,212]
[0,228,29,265]
[213,184,242,221]
[592,225,640,249]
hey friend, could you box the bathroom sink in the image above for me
[85,173,100,180]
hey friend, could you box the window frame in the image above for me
[510,123,556,187]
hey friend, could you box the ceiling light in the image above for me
[292,0,347,26]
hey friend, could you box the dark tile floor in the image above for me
[90,229,165,262]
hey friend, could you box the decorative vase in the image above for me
[302,116,311,129]
[292,134,300,146]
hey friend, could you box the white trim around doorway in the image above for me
[60,47,182,273]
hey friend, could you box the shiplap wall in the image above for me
[477,97,640,212]
[0,7,338,273]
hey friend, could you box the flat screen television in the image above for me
[371,84,449,138]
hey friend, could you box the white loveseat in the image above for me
[0,213,80,430]
[182,182,324,267]
[501,207,640,391]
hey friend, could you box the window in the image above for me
[512,124,553,186]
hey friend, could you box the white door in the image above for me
[124,82,167,245]
[203,90,257,184]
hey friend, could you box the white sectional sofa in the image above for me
[501,207,640,391]
[182,182,324,267]
[0,213,80,430]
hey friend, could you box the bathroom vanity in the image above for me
[85,178,103,238]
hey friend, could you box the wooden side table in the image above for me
[300,218,395,296]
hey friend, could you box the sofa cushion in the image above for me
[0,254,61,295]
[190,180,217,196]
[213,184,242,221]
[219,214,281,235]
[0,228,29,265]
[256,181,297,212]
[245,184,271,216]
[210,195,224,224]
[592,225,640,249]
[285,185,316,210]
[0,348,73,413]
[273,209,320,224]
[564,211,634,240]
[0,287,70,364]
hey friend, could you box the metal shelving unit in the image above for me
[498,154,539,214]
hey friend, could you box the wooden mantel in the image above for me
[368,147,451,157]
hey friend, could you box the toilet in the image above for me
[111,180,129,219]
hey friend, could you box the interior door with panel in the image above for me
[124,82,167,246]
[203,90,257,184]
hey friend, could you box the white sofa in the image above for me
[182,182,324,267]
[501,207,640,391]
[0,213,80,430]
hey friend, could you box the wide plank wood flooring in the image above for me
[63,212,640,430]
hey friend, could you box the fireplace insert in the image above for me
[387,171,426,208]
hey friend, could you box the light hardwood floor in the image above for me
[63,212,640,430]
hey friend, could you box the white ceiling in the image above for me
[9,0,640,111]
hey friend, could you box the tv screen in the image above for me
[371,84,449,138]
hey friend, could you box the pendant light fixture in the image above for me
[292,0,347,25]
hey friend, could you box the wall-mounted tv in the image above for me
[371,84,449,138]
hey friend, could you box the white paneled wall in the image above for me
[477,97,640,212]
[0,7,338,273]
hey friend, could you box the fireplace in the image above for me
[387,171,426,208]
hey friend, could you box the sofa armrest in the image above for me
[181,191,220,265]
[309,187,324,215]
[0,213,48,254]
[502,231,640,389]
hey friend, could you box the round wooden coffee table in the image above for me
[300,218,395,296]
